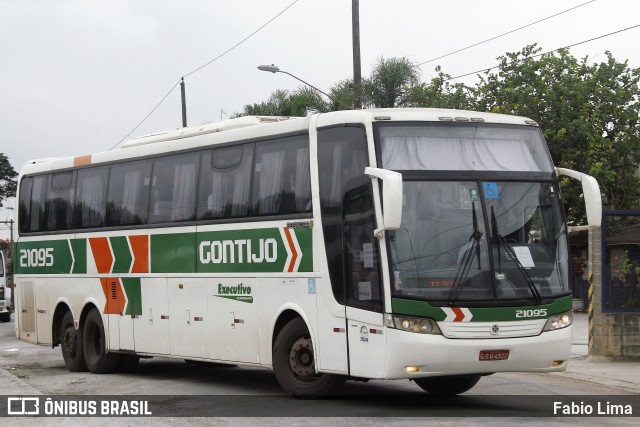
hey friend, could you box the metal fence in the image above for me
[603,210,640,311]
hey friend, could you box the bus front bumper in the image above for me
[383,325,572,379]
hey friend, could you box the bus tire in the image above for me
[414,374,481,395]
[60,310,87,372]
[82,309,120,374]
[272,317,345,397]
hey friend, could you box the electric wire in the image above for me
[110,0,300,150]
[418,0,596,67]
[445,23,640,82]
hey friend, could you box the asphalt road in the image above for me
[0,314,637,426]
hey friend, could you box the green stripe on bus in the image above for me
[122,278,142,316]
[391,295,573,321]
[150,233,197,273]
[71,238,87,274]
[110,236,132,273]
[294,228,313,273]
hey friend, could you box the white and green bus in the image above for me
[14,108,601,396]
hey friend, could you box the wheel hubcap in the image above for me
[288,336,315,381]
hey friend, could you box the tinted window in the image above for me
[75,166,109,228]
[18,177,33,234]
[197,144,254,220]
[252,135,311,216]
[107,161,151,226]
[46,172,76,230]
[150,153,199,223]
[317,126,369,304]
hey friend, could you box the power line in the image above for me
[418,0,596,67]
[445,23,640,82]
[110,0,301,150]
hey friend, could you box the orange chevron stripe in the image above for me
[282,227,298,273]
[452,307,465,322]
[129,235,149,273]
[89,237,113,274]
[101,278,126,315]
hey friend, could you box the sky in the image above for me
[1,0,639,238]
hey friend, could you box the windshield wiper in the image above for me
[491,206,542,304]
[448,202,483,306]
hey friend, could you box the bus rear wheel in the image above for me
[82,309,120,374]
[414,375,481,395]
[272,317,344,397]
[60,311,87,372]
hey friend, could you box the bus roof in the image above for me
[18,108,538,176]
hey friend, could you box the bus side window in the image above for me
[46,171,76,231]
[106,160,152,226]
[196,144,254,220]
[75,166,108,228]
[18,177,33,234]
[150,153,199,223]
[252,135,311,216]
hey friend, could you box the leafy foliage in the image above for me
[0,153,17,208]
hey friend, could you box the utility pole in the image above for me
[352,0,363,109]
[180,77,188,127]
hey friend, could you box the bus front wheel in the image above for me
[82,309,120,374]
[272,317,344,397]
[60,311,87,372]
[414,375,481,395]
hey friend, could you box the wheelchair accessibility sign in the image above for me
[482,182,500,199]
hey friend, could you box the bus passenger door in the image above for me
[343,185,385,378]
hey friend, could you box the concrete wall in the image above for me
[588,227,640,358]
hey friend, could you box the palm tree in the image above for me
[364,57,421,108]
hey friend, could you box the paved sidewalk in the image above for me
[553,312,640,394]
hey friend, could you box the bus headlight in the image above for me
[390,315,442,335]
[543,311,573,331]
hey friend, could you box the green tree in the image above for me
[364,57,421,108]
[475,45,640,224]
[406,66,474,109]
[0,153,17,208]
[242,89,292,116]
[289,86,329,116]
[328,79,355,111]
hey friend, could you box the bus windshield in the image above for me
[377,123,568,304]
[388,181,569,304]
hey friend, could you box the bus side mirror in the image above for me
[364,167,403,237]
[556,167,602,230]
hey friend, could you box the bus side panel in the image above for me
[135,278,170,355]
[315,277,349,374]
[35,281,50,345]
[16,280,36,344]
[207,278,259,363]
[169,278,208,359]
[258,277,318,368]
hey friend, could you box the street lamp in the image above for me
[257,65,351,110]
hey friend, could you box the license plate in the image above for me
[479,349,510,361]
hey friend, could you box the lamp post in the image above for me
[257,65,350,110]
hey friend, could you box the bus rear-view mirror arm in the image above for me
[556,167,602,231]
[364,167,403,238]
